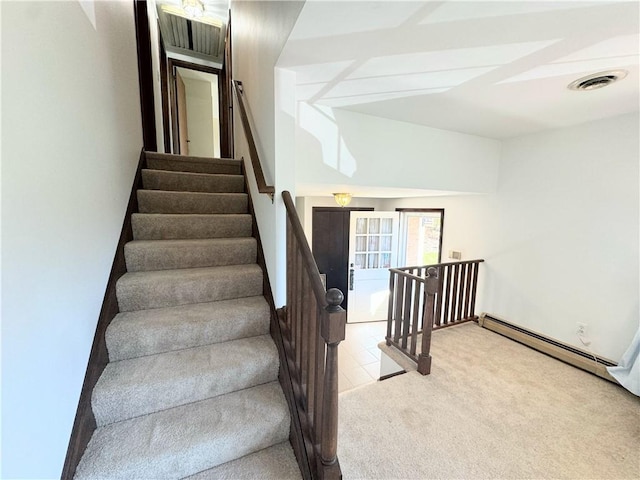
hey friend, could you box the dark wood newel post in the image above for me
[320,288,346,479]
[418,267,439,375]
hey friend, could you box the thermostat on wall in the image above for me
[449,251,462,260]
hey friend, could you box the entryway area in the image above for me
[313,205,445,391]
[312,206,444,325]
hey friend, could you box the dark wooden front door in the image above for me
[312,207,372,309]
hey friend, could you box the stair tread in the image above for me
[137,190,248,214]
[93,335,279,426]
[125,237,256,249]
[145,153,242,175]
[116,264,263,312]
[184,442,301,480]
[145,151,241,166]
[75,382,290,480]
[132,213,253,240]
[143,168,244,179]
[141,169,245,194]
[124,237,257,272]
[107,296,270,361]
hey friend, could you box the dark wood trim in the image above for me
[233,80,275,200]
[220,12,233,158]
[169,57,221,75]
[167,58,222,156]
[379,370,407,381]
[169,62,180,154]
[159,37,171,153]
[61,151,146,480]
[395,208,445,264]
[312,207,374,213]
[134,0,157,152]
[240,166,312,480]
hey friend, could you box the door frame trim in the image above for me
[163,58,231,156]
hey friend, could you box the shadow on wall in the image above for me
[297,103,358,178]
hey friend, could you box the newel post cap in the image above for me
[425,266,439,294]
[322,289,346,344]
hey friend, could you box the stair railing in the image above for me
[386,259,484,374]
[282,190,345,480]
[232,80,275,200]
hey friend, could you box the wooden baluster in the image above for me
[393,275,405,343]
[301,274,310,403]
[307,293,318,425]
[442,264,452,326]
[295,250,303,376]
[450,263,460,323]
[313,303,324,446]
[320,289,346,479]
[285,220,293,338]
[386,271,395,345]
[434,266,445,327]
[470,261,480,318]
[463,262,473,319]
[418,267,438,375]
[456,263,466,322]
[409,278,422,355]
[290,243,298,364]
[401,277,413,349]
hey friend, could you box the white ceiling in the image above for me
[278,1,640,140]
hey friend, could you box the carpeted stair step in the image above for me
[124,238,257,272]
[75,382,290,480]
[116,264,263,312]
[184,442,301,480]
[138,190,248,214]
[132,213,253,240]
[106,296,270,361]
[92,334,279,426]
[141,169,245,193]
[146,152,242,175]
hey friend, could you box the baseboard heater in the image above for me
[479,313,618,384]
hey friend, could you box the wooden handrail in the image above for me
[282,190,345,479]
[386,259,484,375]
[232,80,275,200]
[395,259,485,272]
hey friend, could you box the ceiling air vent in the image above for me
[568,70,628,91]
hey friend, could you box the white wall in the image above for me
[484,114,639,361]
[231,0,304,306]
[183,76,216,157]
[296,104,501,194]
[1,1,143,477]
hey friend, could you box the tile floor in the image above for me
[338,321,388,393]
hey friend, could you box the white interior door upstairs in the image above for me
[348,211,400,323]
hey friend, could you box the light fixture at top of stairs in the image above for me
[333,193,352,207]
[183,0,204,18]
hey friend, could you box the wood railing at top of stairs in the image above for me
[232,80,275,201]
[282,190,345,480]
[386,259,484,375]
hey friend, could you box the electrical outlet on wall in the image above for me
[576,322,591,346]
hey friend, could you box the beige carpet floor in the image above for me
[338,323,639,479]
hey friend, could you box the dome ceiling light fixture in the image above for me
[567,70,628,91]
[333,193,353,207]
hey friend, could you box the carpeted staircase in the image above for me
[75,153,301,479]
